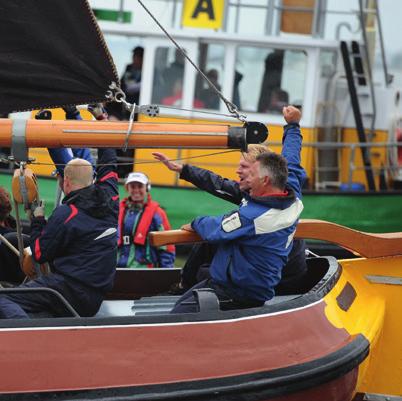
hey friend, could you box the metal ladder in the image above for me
[338,0,391,191]
[340,40,376,191]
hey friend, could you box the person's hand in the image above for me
[62,105,80,119]
[22,248,49,279]
[22,249,36,278]
[152,152,183,173]
[88,103,108,120]
[283,105,301,124]
[32,200,45,218]
[181,223,194,232]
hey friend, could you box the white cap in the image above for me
[125,172,149,186]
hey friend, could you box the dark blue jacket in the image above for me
[180,123,307,285]
[30,149,119,292]
[190,123,306,301]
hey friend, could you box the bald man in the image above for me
[0,149,119,319]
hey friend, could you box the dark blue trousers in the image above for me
[0,273,103,319]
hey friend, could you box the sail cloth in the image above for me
[0,0,119,114]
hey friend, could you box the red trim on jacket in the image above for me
[134,199,159,246]
[99,171,118,182]
[269,191,289,197]
[64,205,78,224]
[35,238,41,260]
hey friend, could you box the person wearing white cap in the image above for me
[117,172,175,268]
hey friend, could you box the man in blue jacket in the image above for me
[0,147,119,319]
[153,106,307,296]
[165,106,306,313]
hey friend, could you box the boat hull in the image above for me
[0,262,369,401]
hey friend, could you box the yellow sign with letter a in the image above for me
[182,0,224,29]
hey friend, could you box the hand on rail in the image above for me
[152,152,183,173]
[181,223,195,232]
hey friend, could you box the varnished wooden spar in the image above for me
[149,219,402,258]
[0,119,267,149]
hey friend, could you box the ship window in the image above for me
[152,47,185,106]
[194,43,225,111]
[103,34,144,81]
[320,50,337,78]
[234,47,307,113]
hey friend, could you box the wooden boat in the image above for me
[0,3,401,400]
[0,220,401,401]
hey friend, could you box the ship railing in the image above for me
[298,140,401,190]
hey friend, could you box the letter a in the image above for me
[191,0,215,20]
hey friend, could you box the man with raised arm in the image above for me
[0,145,119,319]
[155,106,306,313]
[153,106,307,296]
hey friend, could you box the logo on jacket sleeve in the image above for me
[222,212,242,233]
[94,227,117,241]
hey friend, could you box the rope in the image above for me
[136,0,247,123]
[122,103,136,152]
[13,199,25,270]
[158,104,239,119]
[28,149,240,168]
[0,233,20,257]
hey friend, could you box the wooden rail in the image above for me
[149,219,402,258]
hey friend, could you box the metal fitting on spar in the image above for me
[228,121,269,151]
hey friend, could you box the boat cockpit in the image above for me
[0,255,340,326]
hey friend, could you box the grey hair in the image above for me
[256,152,288,190]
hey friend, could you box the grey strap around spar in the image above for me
[11,119,28,162]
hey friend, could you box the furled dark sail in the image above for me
[0,0,119,114]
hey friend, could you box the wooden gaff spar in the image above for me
[0,118,267,153]
[149,219,402,258]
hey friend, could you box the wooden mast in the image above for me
[0,119,267,150]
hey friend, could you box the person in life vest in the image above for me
[117,172,175,268]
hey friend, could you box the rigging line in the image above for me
[28,149,240,167]
[136,0,247,123]
[158,104,239,119]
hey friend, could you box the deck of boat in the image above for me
[96,294,302,317]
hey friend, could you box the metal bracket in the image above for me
[364,393,402,401]
[365,275,402,285]
[138,104,159,117]
[11,119,28,162]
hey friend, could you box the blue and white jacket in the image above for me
[191,123,306,302]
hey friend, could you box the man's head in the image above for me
[236,144,269,191]
[0,186,12,224]
[246,152,288,197]
[132,46,144,69]
[207,69,219,84]
[63,158,93,195]
[125,172,150,204]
